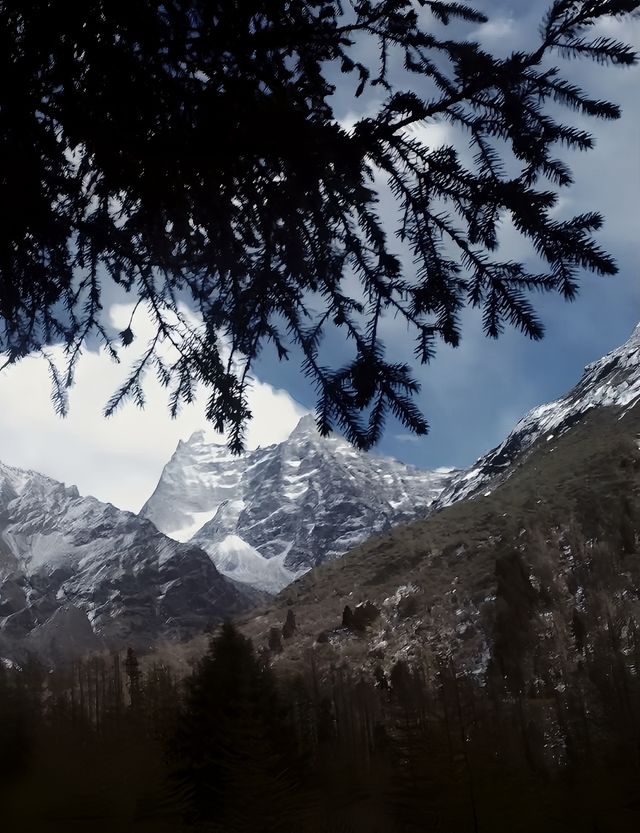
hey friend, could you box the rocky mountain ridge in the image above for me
[0,412,456,659]
[3,322,638,664]
[0,462,255,661]
[141,414,456,592]
[435,323,640,509]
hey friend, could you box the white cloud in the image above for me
[338,99,384,135]
[469,16,516,43]
[0,304,308,513]
[403,121,452,151]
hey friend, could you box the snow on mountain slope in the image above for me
[0,461,255,659]
[435,322,640,509]
[140,434,246,542]
[141,415,456,592]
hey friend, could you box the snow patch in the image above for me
[169,509,220,542]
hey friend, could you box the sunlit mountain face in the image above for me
[141,413,456,592]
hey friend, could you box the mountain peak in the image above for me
[0,456,254,660]
[141,414,456,592]
[185,428,211,446]
[288,413,318,438]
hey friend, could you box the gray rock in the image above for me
[141,414,457,592]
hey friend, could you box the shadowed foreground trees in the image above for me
[1,1,639,449]
[2,613,640,832]
[174,622,304,831]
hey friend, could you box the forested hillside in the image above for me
[2,615,640,832]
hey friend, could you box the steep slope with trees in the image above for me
[435,321,640,507]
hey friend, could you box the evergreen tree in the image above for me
[124,646,142,711]
[342,605,355,629]
[1,1,638,449]
[0,662,32,782]
[174,622,303,831]
[282,609,297,639]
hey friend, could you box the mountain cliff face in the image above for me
[240,323,640,684]
[141,414,455,592]
[434,323,640,509]
[0,463,254,661]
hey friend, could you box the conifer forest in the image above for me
[3,588,640,833]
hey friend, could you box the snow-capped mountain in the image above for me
[0,462,255,660]
[141,414,456,593]
[435,322,640,509]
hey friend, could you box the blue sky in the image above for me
[253,0,640,470]
[0,2,638,510]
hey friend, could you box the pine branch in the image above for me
[2,0,637,450]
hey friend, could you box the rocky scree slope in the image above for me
[141,414,455,593]
[0,464,255,661]
[241,324,640,686]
